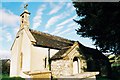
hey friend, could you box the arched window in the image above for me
[73,57,80,74]
[20,53,23,69]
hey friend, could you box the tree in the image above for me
[2,59,10,75]
[73,2,120,54]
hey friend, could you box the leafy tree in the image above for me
[2,59,10,75]
[73,2,120,54]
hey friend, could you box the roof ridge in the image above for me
[29,29,74,44]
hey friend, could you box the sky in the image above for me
[0,0,96,59]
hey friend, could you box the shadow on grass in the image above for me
[96,66,120,80]
[110,66,120,80]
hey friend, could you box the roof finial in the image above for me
[24,4,28,10]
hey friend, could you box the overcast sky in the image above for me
[0,0,96,59]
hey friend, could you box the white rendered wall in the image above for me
[10,30,31,78]
[21,30,31,72]
[31,46,59,72]
[10,38,20,77]
[50,49,58,58]
[31,46,48,71]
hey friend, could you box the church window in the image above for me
[45,57,47,68]
[20,53,23,69]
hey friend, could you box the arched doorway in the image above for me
[73,57,81,74]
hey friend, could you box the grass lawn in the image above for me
[1,74,25,80]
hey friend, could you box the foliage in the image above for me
[0,59,24,80]
[1,59,10,75]
[73,2,120,54]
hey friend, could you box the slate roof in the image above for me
[51,42,108,60]
[51,47,71,60]
[29,29,74,49]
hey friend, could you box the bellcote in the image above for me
[20,7,30,29]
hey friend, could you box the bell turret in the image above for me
[20,4,30,29]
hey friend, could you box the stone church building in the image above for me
[10,8,111,79]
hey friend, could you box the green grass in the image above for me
[1,74,25,80]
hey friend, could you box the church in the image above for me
[10,6,111,79]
